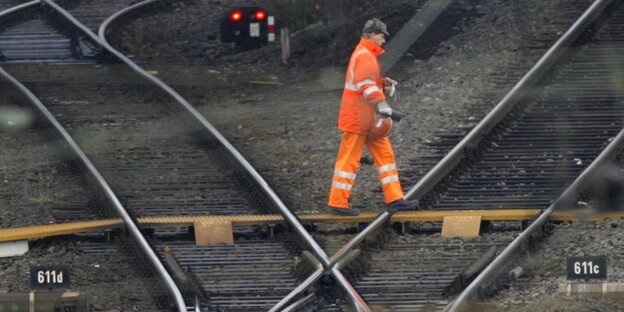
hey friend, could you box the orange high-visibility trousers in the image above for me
[328,131,404,209]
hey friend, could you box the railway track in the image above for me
[0,53,172,312]
[1,1,312,310]
[0,0,133,63]
[450,1,624,309]
[273,0,620,310]
[403,0,595,191]
[0,87,86,228]
[262,0,620,310]
[2,0,623,311]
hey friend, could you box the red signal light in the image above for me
[230,11,243,22]
[254,10,266,20]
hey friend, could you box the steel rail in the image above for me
[0,0,186,304]
[404,0,612,201]
[282,293,316,312]
[270,0,613,309]
[335,0,610,277]
[96,0,334,266]
[7,1,188,310]
[0,34,189,312]
[273,267,324,311]
[448,128,624,312]
[0,0,39,18]
[447,1,618,310]
[96,1,369,310]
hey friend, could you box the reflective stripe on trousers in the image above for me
[329,132,404,208]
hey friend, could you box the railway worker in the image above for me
[328,18,418,216]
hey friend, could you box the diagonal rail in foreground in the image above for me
[269,0,613,310]
[95,0,368,310]
[448,0,620,310]
[448,124,624,312]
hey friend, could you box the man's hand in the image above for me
[384,77,398,87]
[377,101,404,122]
[376,101,392,116]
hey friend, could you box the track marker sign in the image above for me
[30,266,71,289]
[566,256,607,279]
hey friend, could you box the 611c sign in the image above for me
[566,256,607,279]
[30,266,70,289]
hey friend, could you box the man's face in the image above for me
[370,33,386,47]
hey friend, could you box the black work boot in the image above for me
[329,207,360,216]
[387,199,419,213]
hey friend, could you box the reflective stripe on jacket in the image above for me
[338,37,386,135]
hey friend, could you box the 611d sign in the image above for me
[566,256,607,279]
[30,266,70,289]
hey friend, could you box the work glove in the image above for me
[376,101,405,122]
[376,101,392,116]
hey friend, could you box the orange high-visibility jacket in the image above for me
[338,37,386,135]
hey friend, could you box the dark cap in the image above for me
[362,18,389,36]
